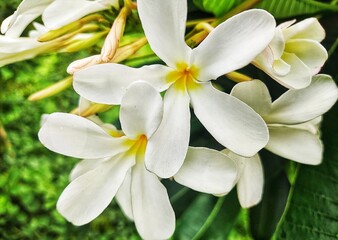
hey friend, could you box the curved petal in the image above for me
[236,154,263,208]
[1,0,53,37]
[283,17,325,42]
[120,81,163,139]
[57,153,135,225]
[230,80,272,116]
[275,52,312,89]
[38,112,131,159]
[115,169,133,220]
[272,58,291,76]
[174,147,237,195]
[266,74,338,124]
[73,63,171,104]
[131,161,175,239]
[69,158,107,181]
[285,39,328,75]
[189,82,269,157]
[266,126,323,165]
[191,9,275,81]
[42,0,118,30]
[145,84,191,178]
[269,28,285,60]
[137,0,191,67]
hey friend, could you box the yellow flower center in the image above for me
[127,134,148,160]
[166,62,200,92]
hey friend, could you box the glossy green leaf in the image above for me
[192,0,242,17]
[257,0,338,18]
[275,102,338,240]
[174,191,240,240]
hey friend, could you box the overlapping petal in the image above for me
[174,147,237,195]
[57,153,135,225]
[38,112,131,159]
[137,0,192,67]
[73,63,171,104]
[120,81,163,139]
[191,9,275,81]
[266,126,323,165]
[189,82,268,157]
[274,52,312,89]
[285,39,328,75]
[283,17,325,42]
[1,0,53,37]
[266,75,338,124]
[131,161,175,239]
[115,170,133,220]
[145,84,191,178]
[230,80,272,116]
[69,158,107,181]
[42,0,119,30]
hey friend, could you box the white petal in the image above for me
[272,58,291,76]
[235,154,263,208]
[57,153,135,225]
[230,80,272,116]
[120,81,163,139]
[174,147,237,195]
[69,158,107,181]
[115,169,133,220]
[266,126,323,165]
[38,112,131,159]
[285,39,328,75]
[137,0,191,67]
[266,74,338,124]
[283,18,325,42]
[1,0,53,37]
[131,161,175,239]
[269,28,285,60]
[191,9,275,81]
[189,82,268,157]
[42,0,118,30]
[145,85,191,178]
[275,52,312,89]
[73,63,171,104]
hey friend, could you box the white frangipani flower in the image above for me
[73,0,276,178]
[231,74,338,165]
[253,18,328,89]
[1,0,54,37]
[1,0,119,38]
[38,81,238,239]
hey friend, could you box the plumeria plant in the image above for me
[1,0,338,239]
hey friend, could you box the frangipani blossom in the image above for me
[1,0,119,38]
[253,18,328,89]
[73,0,276,178]
[231,74,338,165]
[38,82,238,239]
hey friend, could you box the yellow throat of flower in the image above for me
[166,62,200,92]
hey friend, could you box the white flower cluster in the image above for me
[2,0,338,239]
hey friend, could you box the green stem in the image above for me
[328,37,338,58]
[272,163,301,239]
[192,196,226,240]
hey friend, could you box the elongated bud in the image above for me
[79,103,112,117]
[28,76,73,101]
[226,72,253,83]
[63,31,107,52]
[101,6,130,62]
[67,55,103,74]
[111,37,148,63]
[38,14,105,42]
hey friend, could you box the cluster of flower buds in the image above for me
[1,0,337,239]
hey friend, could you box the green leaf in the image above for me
[192,0,242,17]
[257,0,338,18]
[275,103,338,239]
[174,191,240,240]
